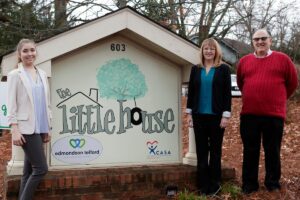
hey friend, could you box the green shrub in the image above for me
[177,189,207,200]
[220,182,242,199]
[176,182,242,200]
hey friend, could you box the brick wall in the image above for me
[6,165,198,200]
[181,96,189,157]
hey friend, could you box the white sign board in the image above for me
[0,82,9,129]
[50,37,181,167]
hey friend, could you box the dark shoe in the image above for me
[196,187,209,196]
[242,186,258,194]
[266,184,281,192]
[208,185,221,196]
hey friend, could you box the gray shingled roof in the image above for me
[221,38,253,57]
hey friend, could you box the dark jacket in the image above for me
[187,64,232,116]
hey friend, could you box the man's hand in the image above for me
[220,117,229,129]
[187,114,193,128]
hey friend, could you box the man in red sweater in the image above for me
[237,29,298,194]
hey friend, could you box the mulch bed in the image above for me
[0,131,11,200]
[222,99,300,200]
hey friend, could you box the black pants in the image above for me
[19,134,48,200]
[240,115,284,190]
[192,114,224,193]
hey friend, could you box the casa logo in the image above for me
[146,140,171,158]
[52,135,103,164]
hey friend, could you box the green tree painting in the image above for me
[97,58,148,100]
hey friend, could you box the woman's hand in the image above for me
[11,124,26,146]
[220,117,229,128]
[42,133,51,143]
[187,114,193,128]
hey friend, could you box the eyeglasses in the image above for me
[252,37,269,42]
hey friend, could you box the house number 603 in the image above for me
[110,43,126,51]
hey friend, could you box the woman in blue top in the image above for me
[7,39,52,200]
[186,38,232,195]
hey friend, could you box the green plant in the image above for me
[177,189,207,200]
[177,181,242,200]
[220,182,242,199]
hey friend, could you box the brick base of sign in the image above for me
[6,164,235,200]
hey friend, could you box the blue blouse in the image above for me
[25,70,49,134]
[198,67,216,115]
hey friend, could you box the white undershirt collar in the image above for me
[254,49,273,58]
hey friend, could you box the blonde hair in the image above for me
[16,38,36,67]
[199,38,223,67]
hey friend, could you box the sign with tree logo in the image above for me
[50,38,180,167]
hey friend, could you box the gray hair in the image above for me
[253,28,272,37]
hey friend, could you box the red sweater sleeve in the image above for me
[284,56,298,98]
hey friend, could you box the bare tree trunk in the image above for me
[178,0,186,38]
[55,0,68,28]
[198,0,208,44]
[168,0,176,30]
[197,0,237,44]
[116,0,127,8]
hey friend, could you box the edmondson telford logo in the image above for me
[52,135,103,164]
[69,138,85,148]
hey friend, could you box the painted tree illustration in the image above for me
[96,58,148,101]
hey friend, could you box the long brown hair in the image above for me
[199,38,223,67]
[15,38,36,67]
